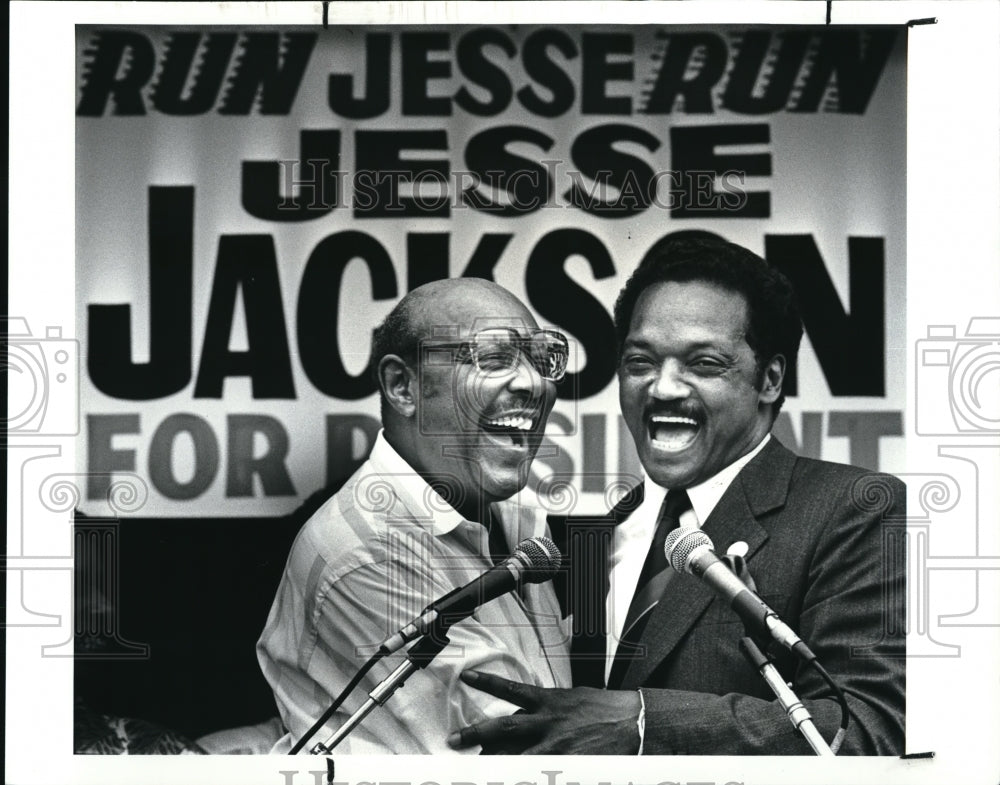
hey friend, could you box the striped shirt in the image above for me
[257,432,571,753]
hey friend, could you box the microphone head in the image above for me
[511,536,562,583]
[664,527,714,574]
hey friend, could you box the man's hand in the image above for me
[446,670,642,755]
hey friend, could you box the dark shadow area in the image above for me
[73,485,340,743]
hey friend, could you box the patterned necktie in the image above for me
[608,488,692,687]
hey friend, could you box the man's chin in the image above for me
[480,467,532,504]
[639,446,705,490]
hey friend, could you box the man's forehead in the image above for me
[410,283,536,336]
[442,315,538,336]
[634,280,749,323]
[626,280,751,345]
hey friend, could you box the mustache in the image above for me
[644,403,705,423]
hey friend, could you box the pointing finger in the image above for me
[446,712,540,751]
[459,670,543,710]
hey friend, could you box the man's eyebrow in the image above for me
[621,337,653,351]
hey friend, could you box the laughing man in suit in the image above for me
[448,238,906,755]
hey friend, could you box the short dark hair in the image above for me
[613,237,803,414]
[371,301,417,378]
[370,298,421,417]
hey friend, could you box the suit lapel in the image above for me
[617,438,797,690]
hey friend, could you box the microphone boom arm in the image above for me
[738,636,834,756]
[305,536,561,754]
[311,631,450,754]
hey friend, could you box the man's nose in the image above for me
[505,351,545,393]
[650,360,690,400]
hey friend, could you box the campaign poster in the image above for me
[6,3,1000,785]
[74,23,907,519]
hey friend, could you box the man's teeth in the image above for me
[650,415,699,427]
[486,415,535,431]
[649,414,700,452]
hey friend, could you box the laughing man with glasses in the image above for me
[257,278,572,753]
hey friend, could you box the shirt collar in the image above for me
[641,433,771,525]
[367,430,466,537]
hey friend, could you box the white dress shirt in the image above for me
[605,434,770,683]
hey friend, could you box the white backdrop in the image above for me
[74,22,906,517]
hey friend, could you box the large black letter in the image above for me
[462,126,554,216]
[454,28,516,116]
[148,414,219,500]
[405,232,514,291]
[642,33,727,114]
[526,230,617,400]
[329,33,392,119]
[793,30,898,114]
[77,31,155,116]
[226,415,296,496]
[354,130,450,217]
[670,124,771,218]
[297,231,398,399]
[242,130,341,221]
[88,187,193,400]
[565,124,659,217]
[721,31,811,115]
[150,33,237,115]
[87,414,140,500]
[219,33,316,115]
[766,235,885,396]
[401,32,452,116]
[518,29,577,118]
[581,33,633,115]
[828,411,902,470]
[194,235,295,399]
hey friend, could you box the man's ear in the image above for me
[759,354,785,405]
[378,355,417,417]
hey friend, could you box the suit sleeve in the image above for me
[639,471,906,755]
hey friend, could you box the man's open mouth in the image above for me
[648,414,700,452]
[480,413,538,448]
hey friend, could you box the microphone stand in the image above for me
[309,630,450,754]
[738,636,833,756]
[719,552,834,756]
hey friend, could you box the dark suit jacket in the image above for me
[550,437,906,755]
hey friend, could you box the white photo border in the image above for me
[7,2,1000,784]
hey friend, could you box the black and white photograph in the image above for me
[5,2,999,784]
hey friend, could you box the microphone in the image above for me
[378,536,561,654]
[664,528,815,660]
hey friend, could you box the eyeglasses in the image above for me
[424,327,569,382]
